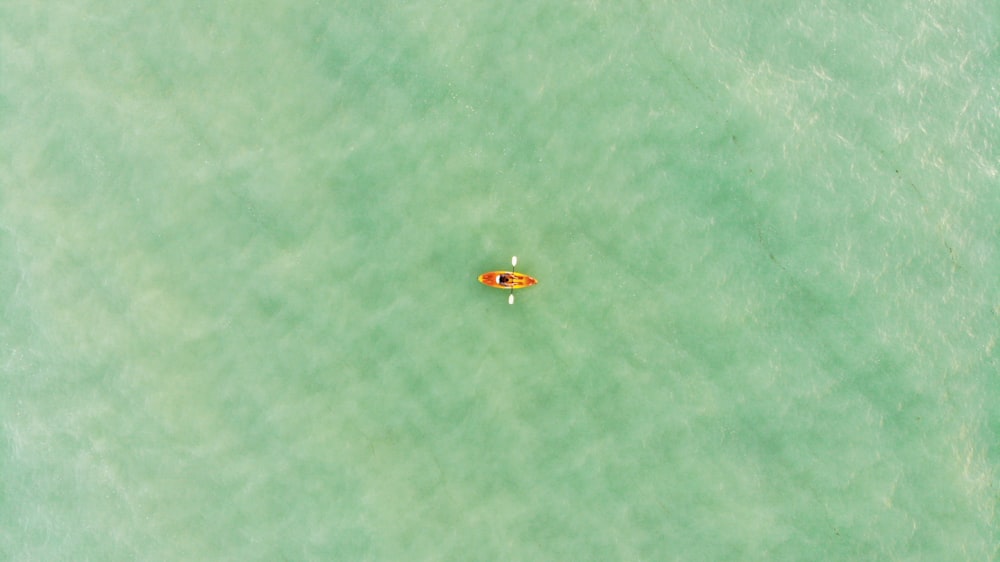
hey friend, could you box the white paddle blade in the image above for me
[508,293,515,305]
[511,256,518,268]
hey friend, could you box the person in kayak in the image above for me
[497,274,513,286]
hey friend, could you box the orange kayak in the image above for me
[478,270,538,289]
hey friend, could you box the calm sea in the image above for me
[1,1,997,560]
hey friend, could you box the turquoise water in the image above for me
[2,1,997,560]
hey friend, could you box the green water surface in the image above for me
[1,1,997,560]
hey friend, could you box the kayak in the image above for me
[478,271,538,289]
[481,256,536,304]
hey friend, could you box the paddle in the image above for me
[508,256,517,304]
